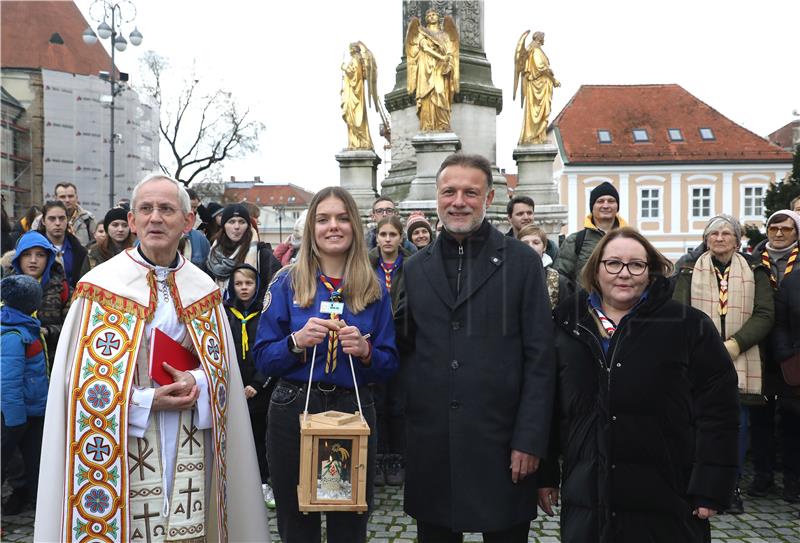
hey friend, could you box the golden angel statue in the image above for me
[513,30,560,145]
[341,41,390,150]
[405,9,460,132]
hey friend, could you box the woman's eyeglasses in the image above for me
[600,259,648,276]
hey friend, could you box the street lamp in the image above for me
[82,0,143,209]
[274,196,297,241]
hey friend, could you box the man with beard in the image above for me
[395,153,555,541]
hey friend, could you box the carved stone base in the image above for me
[336,149,381,215]
[513,144,567,240]
[407,132,461,202]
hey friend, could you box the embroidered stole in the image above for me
[63,293,230,542]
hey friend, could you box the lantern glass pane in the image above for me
[315,438,354,501]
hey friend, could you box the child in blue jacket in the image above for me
[1,275,48,515]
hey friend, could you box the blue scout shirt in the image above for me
[253,270,399,387]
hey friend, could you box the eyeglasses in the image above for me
[768,225,796,235]
[601,259,648,276]
[373,207,396,216]
[134,204,179,217]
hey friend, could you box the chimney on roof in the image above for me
[254,176,261,182]
[230,176,236,182]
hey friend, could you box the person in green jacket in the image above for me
[554,182,627,287]
[672,214,774,515]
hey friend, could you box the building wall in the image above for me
[559,163,791,260]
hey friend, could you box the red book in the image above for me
[149,328,200,386]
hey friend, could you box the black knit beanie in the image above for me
[589,182,620,210]
[103,207,129,232]
[220,204,251,227]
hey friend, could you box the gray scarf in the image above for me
[206,245,240,280]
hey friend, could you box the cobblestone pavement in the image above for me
[4,474,799,542]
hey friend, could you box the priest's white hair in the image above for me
[131,173,191,214]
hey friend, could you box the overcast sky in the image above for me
[76,0,800,192]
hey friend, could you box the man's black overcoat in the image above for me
[396,225,555,532]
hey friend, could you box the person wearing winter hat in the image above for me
[84,207,136,271]
[2,231,71,369]
[673,213,774,515]
[1,275,48,516]
[206,203,281,297]
[747,209,800,503]
[200,201,224,242]
[406,211,435,250]
[554,181,627,286]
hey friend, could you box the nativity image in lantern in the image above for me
[297,410,370,512]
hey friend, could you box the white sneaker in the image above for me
[262,483,276,509]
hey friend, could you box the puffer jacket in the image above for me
[541,276,739,543]
[1,305,49,425]
[2,233,71,367]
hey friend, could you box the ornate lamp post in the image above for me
[82,0,143,209]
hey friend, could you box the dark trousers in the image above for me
[1,415,44,500]
[249,410,269,483]
[751,398,800,480]
[417,520,530,543]
[267,380,376,543]
[373,373,406,455]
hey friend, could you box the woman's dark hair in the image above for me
[376,215,404,237]
[36,201,68,234]
[213,219,254,264]
[581,226,674,294]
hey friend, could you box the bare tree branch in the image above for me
[138,51,265,186]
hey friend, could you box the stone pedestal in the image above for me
[513,144,568,241]
[336,149,381,215]
[405,132,461,205]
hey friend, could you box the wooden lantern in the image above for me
[297,410,371,513]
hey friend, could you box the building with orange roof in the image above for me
[549,84,793,259]
[1,1,158,219]
[223,178,315,244]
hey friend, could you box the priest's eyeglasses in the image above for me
[601,259,648,276]
[135,204,179,217]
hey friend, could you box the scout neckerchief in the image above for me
[715,263,731,316]
[228,306,258,359]
[319,274,342,374]
[379,253,403,290]
[761,245,798,289]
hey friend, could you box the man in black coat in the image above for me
[395,153,555,541]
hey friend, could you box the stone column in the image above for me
[383,0,508,219]
[513,143,568,242]
[336,149,381,215]
[399,132,461,211]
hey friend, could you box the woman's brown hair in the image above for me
[580,226,673,294]
[288,187,381,313]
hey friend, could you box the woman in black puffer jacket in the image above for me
[538,227,739,543]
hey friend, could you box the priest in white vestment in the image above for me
[35,174,270,542]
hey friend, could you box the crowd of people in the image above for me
[0,158,798,543]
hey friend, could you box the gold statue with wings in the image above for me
[513,30,560,145]
[405,9,460,132]
[341,41,390,150]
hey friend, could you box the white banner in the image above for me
[42,69,159,216]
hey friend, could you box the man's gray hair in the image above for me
[131,173,191,214]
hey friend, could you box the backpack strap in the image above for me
[574,229,587,257]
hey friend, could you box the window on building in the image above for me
[743,186,765,217]
[699,127,715,140]
[597,130,612,143]
[640,188,661,219]
[691,187,712,218]
[668,128,683,141]
[632,129,649,142]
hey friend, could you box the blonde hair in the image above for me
[288,187,381,313]
[517,224,547,245]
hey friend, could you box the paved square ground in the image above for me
[4,474,798,542]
